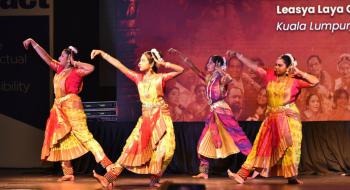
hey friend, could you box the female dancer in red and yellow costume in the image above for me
[23,38,115,182]
[227,52,319,184]
[91,49,184,188]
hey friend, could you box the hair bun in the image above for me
[68,46,78,54]
[150,48,163,62]
[284,53,297,67]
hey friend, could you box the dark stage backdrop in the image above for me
[0,13,51,129]
[54,0,115,102]
[0,0,54,168]
[0,0,115,129]
[99,0,350,121]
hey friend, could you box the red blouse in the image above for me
[264,69,312,104]
[56,64,83,94]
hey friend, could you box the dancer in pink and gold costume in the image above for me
[169,48,252,179]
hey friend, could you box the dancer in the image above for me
[90,48,184,188]
[227,51,319,184]
[23,38,115,181]
[169,48,252,179]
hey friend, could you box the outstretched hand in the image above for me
[225,50,243,59]
[168,48,191,64]
[168,48,181,56]
[23,38,34,50]
[225,50,235,58]
[90,49,104,59]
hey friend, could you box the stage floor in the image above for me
[0,173,349,190]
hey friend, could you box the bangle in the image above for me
[33,44,39,49]
[164,62,169,68]
[236,53,243,59]
[184,57,189,62]
[103,52,110,58]
[302,72,308,78]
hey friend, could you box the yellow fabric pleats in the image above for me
[116,113,175,175]
[198,112,240,159]
[242,104,302,178]
[42,94,105,162]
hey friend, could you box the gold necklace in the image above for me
[142,75,154,98]
[277,75,287,83]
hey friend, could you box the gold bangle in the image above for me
[184,57,189,62]
[164,62,169,68]
[302,72,308,78]
[103,52,110,58]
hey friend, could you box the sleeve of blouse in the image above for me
[161,72,180,82]
[296,78,313,89]
[263,69,275,85]
[125,69,142,84]
[49,60,61,72]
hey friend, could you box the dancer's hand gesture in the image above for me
[168,48,180,55]
[23,38,34,50]
[90,49,104,59]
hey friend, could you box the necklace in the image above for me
[277,75,287,83]
[142,75,154,99]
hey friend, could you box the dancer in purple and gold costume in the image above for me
[169,48,252,179]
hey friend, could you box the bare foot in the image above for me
[57,175,74,182]
[247,171,259,180]
[227,169,244,184]
[150,182,161,187]
[192,173,208,179]
[288,178,303,184]
[93,170,113,189]
[107,183,113,189]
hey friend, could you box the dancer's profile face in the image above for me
[274,58,288,76]
[138,54,152,72]
[206,60,215,72]
[58,51,69,66]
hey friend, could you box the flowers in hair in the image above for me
[150,48,163,62]
[68,46,78,54]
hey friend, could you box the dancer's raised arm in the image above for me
[226,50,267,78]
[157,59,184,81]
[168,48,206,81]
[290,67,319,87]
[69,55,95,76]
[91,49,139,81]
[23,38,59,71]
